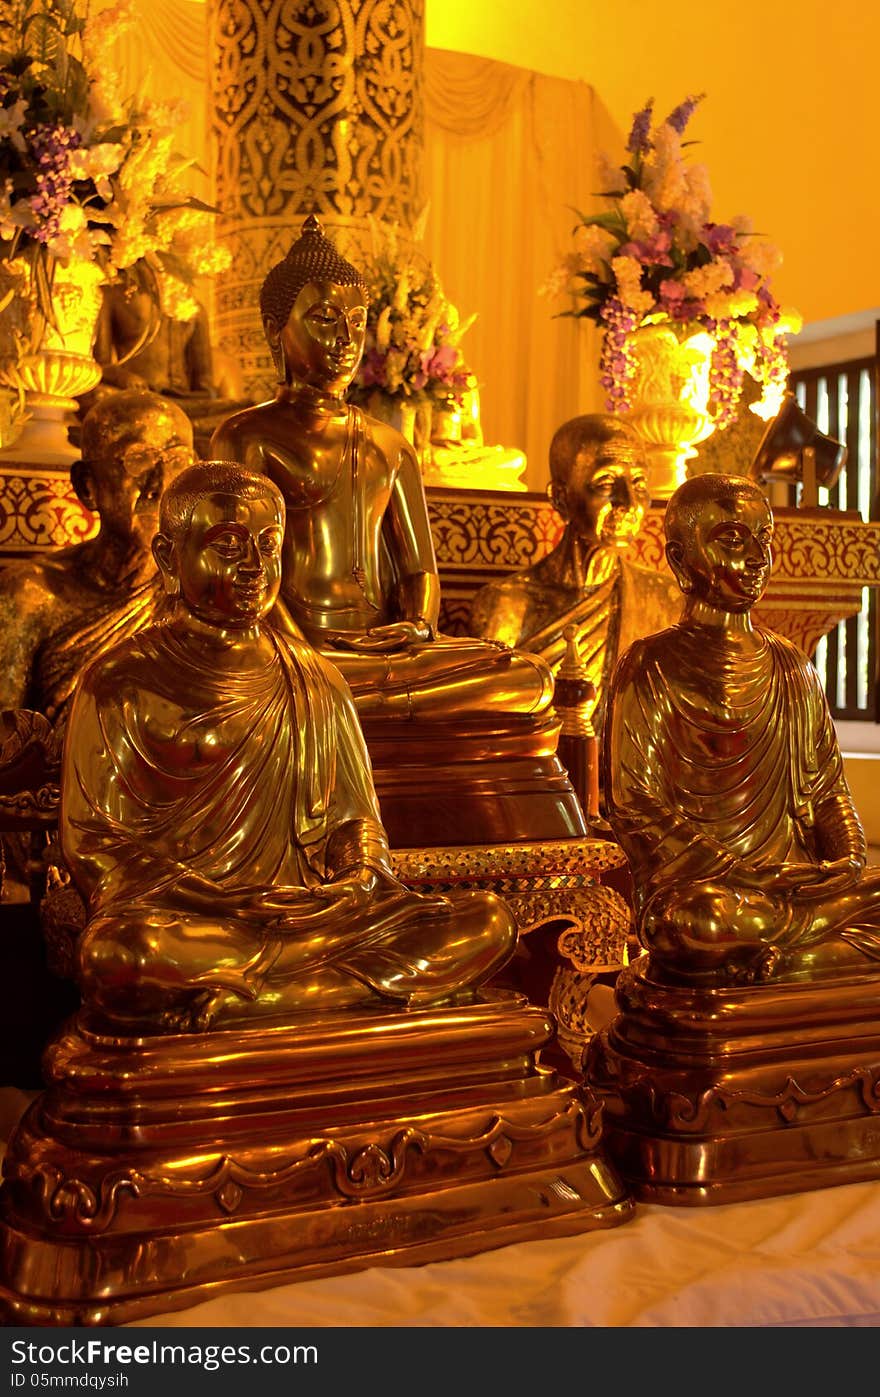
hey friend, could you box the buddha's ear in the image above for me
[665,539,694,594]
[152,532,180,596]
[549,478,569,520]
[70,460,97,512]
[263,315,285,383]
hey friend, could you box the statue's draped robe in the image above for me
[0,554,165,723]
[606,623,880,971]
[62,623,508,1015]
[213,403,553,719]
[470,533,681,740]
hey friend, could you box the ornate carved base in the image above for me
[363,716,587,846]
[392,839,634,1073]
[0,993,632,1324]
[584,958,880,1205]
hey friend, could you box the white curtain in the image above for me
[424,51,618,489]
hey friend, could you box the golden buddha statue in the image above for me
[605,472,880,986]
[0,390,193,724]
[94,284,216,400]
[470,415,680,743]
[63,460,516,1031]
[211,216,583,845]
[211,214,549,721]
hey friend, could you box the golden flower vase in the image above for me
[0,257,105,466]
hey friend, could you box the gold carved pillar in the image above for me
[210,0,425,399]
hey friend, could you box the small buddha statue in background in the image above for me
[424,384,527,488]
[606,472,880,986]
[210,215,552,724]
[470,415,680,743]
[63,461,516,1031]
[0,390,193,724]
[94,284,216,401]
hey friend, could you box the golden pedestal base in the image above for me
[364,716,587,848]
[0,993,632,1324]
[585,958,880,1205]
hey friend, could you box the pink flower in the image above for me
[734,265,761,292]
[618,230,673,267]
[702,222,738,255]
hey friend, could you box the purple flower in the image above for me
[27,123,82,243]
[626,98,654,155]
[663,93,705,135]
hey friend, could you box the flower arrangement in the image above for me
[0,0,229,327]
[350,221,477,413]
[545,94,796,428]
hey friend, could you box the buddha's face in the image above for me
[164,490,284,627]
[554,440,649,549]
[273,280,367,393]
[670,489,773,612]
[77,404,194,552]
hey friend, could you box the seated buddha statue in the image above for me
[0,389,193,724]
[606,471,880,986]
[211,215,582,846]
[210,215,551,723]
[62,461,516,1031]
[470,414,680,744]
[94,284,217,401]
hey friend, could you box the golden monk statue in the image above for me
[210,215,551,724]
[470,415,680,742]
[606,472,880,985]
[0,390,193,723]
[62,461,516,1031]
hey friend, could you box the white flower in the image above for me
[612,255,654,317]
[573,223,617,275]
[642,126,686,213]
[67,143,125,200]
[0,98,28,153]
[738,238,782,282]
[620,190,659,242]
[46,204,100,263]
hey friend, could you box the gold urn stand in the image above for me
[585,957,880,1205]
[0,993,632,1324]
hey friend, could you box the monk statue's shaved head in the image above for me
[158,461,285,546]
[665,473,768,552]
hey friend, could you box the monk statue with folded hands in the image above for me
[61,461,517,1032]
[606,472,880,986]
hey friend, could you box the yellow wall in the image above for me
[427,0,880,331]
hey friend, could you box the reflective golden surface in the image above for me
[0,996,632,1324]
[212,216,553,726]
[0,390,194,723]
[212,218,582,846]
[0,461,631,1320]
[585,474,880,1204]
[470,415,680,745]
[95,286,216,399]
[62,460,515,1030]
[606,473,880,986]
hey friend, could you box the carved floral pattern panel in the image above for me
[210,0,424,396]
